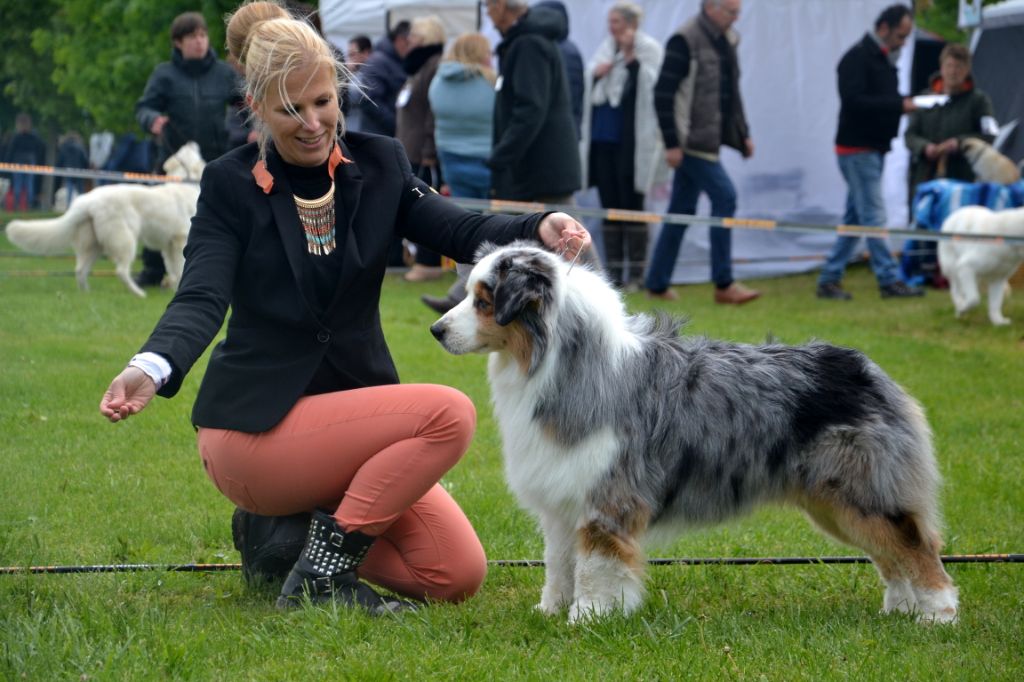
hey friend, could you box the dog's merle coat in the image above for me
[431,242,958,624]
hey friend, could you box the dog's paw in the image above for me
[534,601,561,616]
[567,598,616,624]
[991,317,1011,326]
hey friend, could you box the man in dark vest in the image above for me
[644,0,761,305]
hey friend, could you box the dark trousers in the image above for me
[590,142,646,285]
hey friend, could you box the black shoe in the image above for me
[421,293,462,315]
[134,270,165,288]
[880,282,924,298]
[816,282,852,300]
[232,508,309,586]
[275,510,416,614]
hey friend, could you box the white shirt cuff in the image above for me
[128,352,172,389]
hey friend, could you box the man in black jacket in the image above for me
[485,0,580,203]
[134,12,240,287]
[816,4,923,301]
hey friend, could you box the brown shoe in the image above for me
[404,265,444,282]
[714,282,761,305]
[646,288,679,302]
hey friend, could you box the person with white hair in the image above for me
[582,2,665,289]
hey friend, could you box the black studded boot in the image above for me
[275,510,415,614]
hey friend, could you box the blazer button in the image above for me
[316,330,330,343]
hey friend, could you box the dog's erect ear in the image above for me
[492,253,555,326]
[474,241,500,263]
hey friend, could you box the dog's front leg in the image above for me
[535,512,577,615]
[568,518,646,624]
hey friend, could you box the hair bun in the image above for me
[226,1,290,64]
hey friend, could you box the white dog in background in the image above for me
[5,142,204,297]
[938,205,1024,325]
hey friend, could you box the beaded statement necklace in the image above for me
[251,143,351,258]
[294,185,336,255]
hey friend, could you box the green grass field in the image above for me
[1,222,1022,680]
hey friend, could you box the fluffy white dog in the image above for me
[938,205,1024,325]
[5,142,203,297]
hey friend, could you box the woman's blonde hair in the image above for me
[444,33,496,85]
[410,15,446,47]
[225,1,350,159]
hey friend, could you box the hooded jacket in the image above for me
[490,5,581,200]
[904,72,996,193]
[352,37,408,137]
[135,48,240,165]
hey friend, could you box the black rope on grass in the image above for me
[1,554,1021,575]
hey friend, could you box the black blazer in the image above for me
[140,132,543,432]
[835,34,904,153]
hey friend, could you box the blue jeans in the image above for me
[818,152,901,288]
[645,154,736,292]
[12,173,36,207]
[438,150,491,200]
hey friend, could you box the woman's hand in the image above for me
[99,366,157,423]
[537,212,592,262]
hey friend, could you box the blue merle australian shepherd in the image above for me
[430,242,958,624]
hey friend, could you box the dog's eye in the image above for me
[474,298,492,314]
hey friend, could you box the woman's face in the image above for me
[608,11,630,43]
[255,63,338,167]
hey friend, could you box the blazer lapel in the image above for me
[263,150,321,316]
[325,139,366,315]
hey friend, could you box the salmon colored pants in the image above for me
[196,384,486,603]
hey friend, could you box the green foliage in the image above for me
[1,227,1022,678]
[915,0,1002,42]
[0,0,241,135]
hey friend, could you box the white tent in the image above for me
[322,0,480,45]
[321,0,916,283]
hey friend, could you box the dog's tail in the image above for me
[4,202,90,256]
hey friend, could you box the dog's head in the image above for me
[960,137,988,164]
[430,241,561,375]
[163,141,206,180]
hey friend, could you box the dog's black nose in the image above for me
[430,322,446,342]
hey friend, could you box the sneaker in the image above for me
[880,281,924,298]
[421,293,462,315]
[816,282,852,300]
[646,288,679,302]
[714,282,761,305]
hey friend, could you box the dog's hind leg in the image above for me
[70,222,100,292]
[568,506,649,624]
[535,512,577,615]
[800,500,914,613]
[829,505,957,624]
[986,280,1011,325]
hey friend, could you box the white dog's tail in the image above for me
[5,202,90,256]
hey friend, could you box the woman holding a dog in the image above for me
[99,1,589,614]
